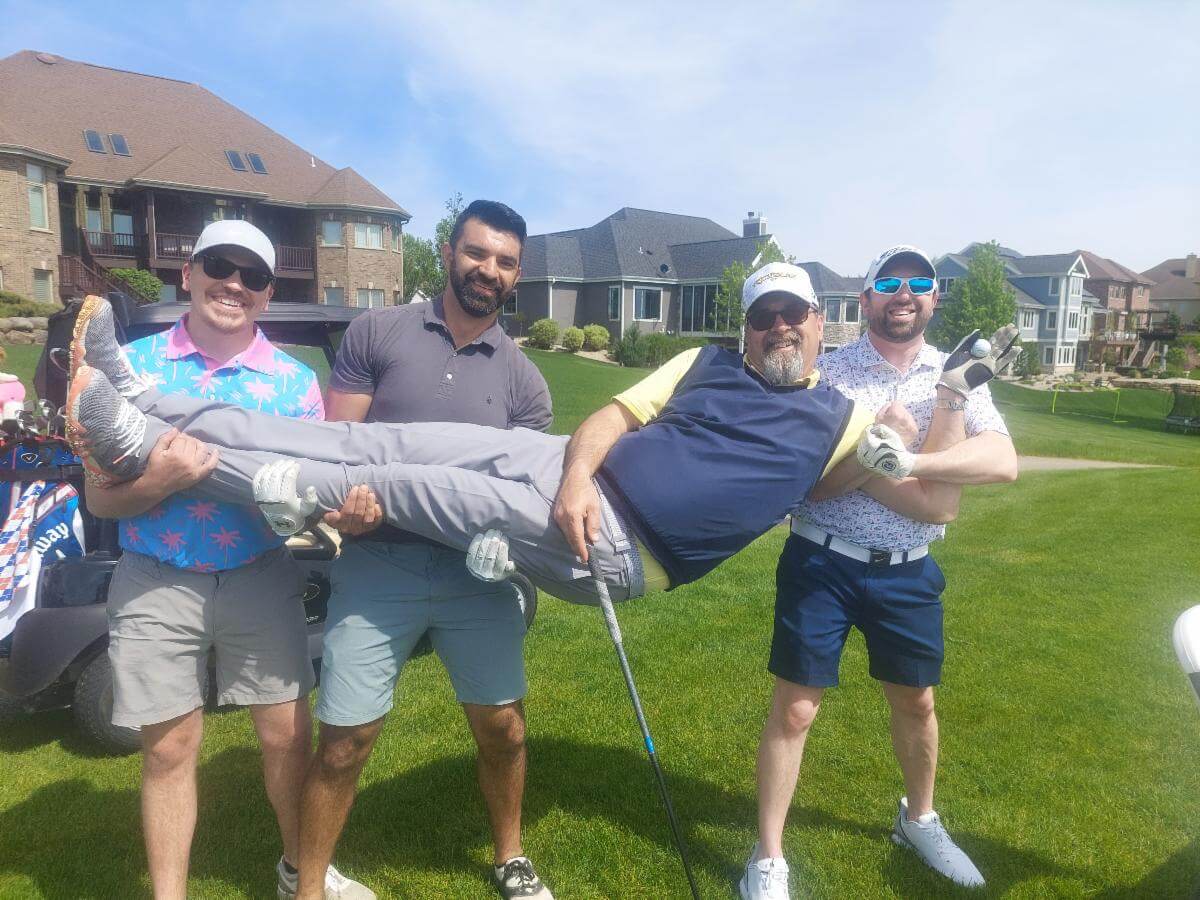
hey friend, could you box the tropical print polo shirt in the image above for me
[118,316,324,572]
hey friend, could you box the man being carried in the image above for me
[66,262,1014,607]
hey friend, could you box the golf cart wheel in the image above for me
[0,689,23,725]
[73,652,141,754]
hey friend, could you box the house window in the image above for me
[225,150,247,172]
[1068,311,1079,330]
[1043,346,1054,365]
[321,220,343,246]
[1047,311,1058,330]
[391,225,401,253]
[501,290,518,315]
[681,284,722,331]
[938,277,957,294]
[1048,277,1060,297]
[357,288,384,308]
[323,287,344,306]
[608,285,621,321]
[354,223,384,250]
[32,269,52,302]
[26,164,48,230]
[844,300,860,323]
[1070,275,1082,297]
[634,287,662,321]
[86,204,102,234]
[1021,310,1037,329]
[825,298,842,323]
[108,133,131,156]
[83,129,106,153]
[246,152,268,175]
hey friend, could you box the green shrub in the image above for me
[1014,340,1041,377]
[582,324,610,352]
[0,290,59,318]
[562,326,585,353]
[108,268,163,304]
[1165,346,1188,377]
[611,324,706,368]
[527,317,560,350]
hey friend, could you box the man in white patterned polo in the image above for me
[741,245,1019,898]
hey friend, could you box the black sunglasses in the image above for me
[197,254,274,291]
[747,303,811,331]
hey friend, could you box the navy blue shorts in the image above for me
[770,534,946,689]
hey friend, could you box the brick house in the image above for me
[1143,253,1200,325]
[0,50,408,307]
[513,208,861,346]
[1075,250,1156,366]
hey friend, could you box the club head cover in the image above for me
[1173,605,1200,711]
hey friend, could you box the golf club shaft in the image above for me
[588,555,701,900]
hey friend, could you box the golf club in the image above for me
[587,552,701,900]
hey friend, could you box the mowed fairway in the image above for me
[0,349,1198,898]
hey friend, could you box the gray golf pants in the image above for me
[132,390,643,605]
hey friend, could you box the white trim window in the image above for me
[1021,310,1037,329]
[502,289,518,315]
[1043,345,1054,365]
[681,283,722,331]
[27,164,49,230]
[608,285,621,321]
[323,287,345,306]
[391,225,401,253]
[354,223,384,250]
[1048,277,1060,297]
[824,298,842,323]
[32,268,52,302]
[634,287,662,321]
[1068,311,1079,330]
[843,299,860,323]
[938,277,957,294]
[356,288,385,308]
[321,220,343,246]
[1070,275,1083,297]
[1047,311,1058,330]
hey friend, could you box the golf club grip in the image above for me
[587,555,623,643]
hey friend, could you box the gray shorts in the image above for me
[315,540,527,727]
[107,547,315,728]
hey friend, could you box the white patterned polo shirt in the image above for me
[796,333,1009,552]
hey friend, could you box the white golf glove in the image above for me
[858,424,915,480]
[938,324,1022,397]
[252,459,317,536]
[466,528,516,582]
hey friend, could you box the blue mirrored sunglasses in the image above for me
[873,276,936,295]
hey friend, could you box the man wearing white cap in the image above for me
[83,220,373,900]
[741,246,1019,897]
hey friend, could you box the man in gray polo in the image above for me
[297,200,554,900]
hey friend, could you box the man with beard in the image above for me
[292,200,557,900]
[741,246,1018,899]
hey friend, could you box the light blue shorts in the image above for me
[315,540,528,726]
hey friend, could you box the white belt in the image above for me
[791,521,928,566]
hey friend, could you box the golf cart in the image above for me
[0,295,537,753]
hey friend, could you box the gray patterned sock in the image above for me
[71,369,147,480]
[76,298,148,399]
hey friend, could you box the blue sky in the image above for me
[3,0,1197,274]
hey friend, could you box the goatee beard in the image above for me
[762,346,806,385]
[451,269,506,318]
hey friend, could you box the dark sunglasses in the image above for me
[747,303,812,331]
[198,254,274,291]
[872,276,935,295]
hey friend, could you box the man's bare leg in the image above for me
[249,700,313,867]
[141,709,203,900]
[754,679,825,859]
[464,701,527,865]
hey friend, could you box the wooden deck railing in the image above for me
[84,230,139,257]
[276,245,314,272]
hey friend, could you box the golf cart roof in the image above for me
[121,301,366,346]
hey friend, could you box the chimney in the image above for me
[1186,253,1198,280]
[743,211,767,238]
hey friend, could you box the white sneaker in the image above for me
[493,856,553,899]
[276,857,377,899]
[738,843,790,900]
[891,796,985,888]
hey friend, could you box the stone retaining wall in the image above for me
[0,316,49,345]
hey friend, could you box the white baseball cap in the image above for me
[742,262,819,312]
[191,219,276,275]
[863,244,936,292]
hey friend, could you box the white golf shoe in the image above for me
[738,843,790,899]
[276,857,376,899]
[891,796,985,888]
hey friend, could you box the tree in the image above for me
[928,241,1016,350]
[402,233,439,302]
[711,240,790,337]
[433,191,465,292]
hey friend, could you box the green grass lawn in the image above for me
[1,350,1198,897]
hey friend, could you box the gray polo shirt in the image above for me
[329,297,553,543]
